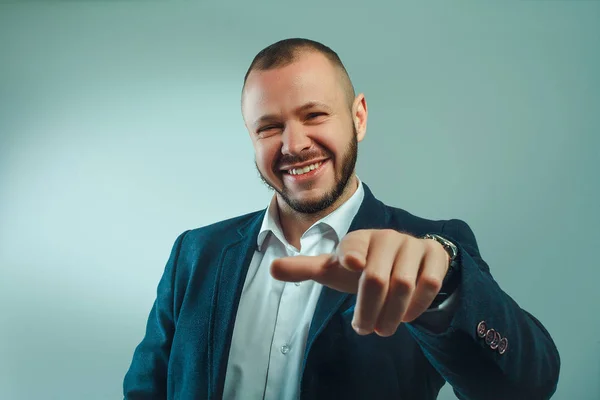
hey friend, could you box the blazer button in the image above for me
[490,331,501,350]
[498,337,508,355]
[477,321,487,338]
[485,329,496,346]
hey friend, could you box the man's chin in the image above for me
[280,192,336,215]
[283,190,323,204]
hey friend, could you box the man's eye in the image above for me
[258,125,278,133]
[307,112,324,119]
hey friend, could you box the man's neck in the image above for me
[276,176,359,249]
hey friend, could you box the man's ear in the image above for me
[352,93,368,142]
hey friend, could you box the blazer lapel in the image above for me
[303,183,391,363]
[208,210,264,400]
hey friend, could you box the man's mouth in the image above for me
[286,161,324,176]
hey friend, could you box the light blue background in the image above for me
[0,1,598,399]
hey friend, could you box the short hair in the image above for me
[242,38,356,105]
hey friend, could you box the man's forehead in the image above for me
[242,56,343,117]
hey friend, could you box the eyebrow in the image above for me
[253,101,333,128]
[297,101,333,113]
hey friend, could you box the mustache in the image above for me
[276,150,331,169]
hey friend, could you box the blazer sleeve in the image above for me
[122,231,188,399]
[407,219,560,400]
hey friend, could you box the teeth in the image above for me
[289,161,322,175]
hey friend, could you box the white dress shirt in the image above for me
[222,180,365,400]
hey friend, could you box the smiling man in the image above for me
[123,38,560,400]
[244,44,363,247]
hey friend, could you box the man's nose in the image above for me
[281,122,312,155]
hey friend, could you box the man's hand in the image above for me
[270,229,450,337]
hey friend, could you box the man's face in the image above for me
[242,52,366,214]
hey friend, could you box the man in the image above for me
[123,38,560,400]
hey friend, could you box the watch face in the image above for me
[428,234,457,260]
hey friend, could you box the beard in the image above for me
[256,126,358,215]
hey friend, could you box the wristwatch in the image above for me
[422,233,458,265]
[422,233,460,294]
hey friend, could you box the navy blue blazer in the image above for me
[123,183,560,399]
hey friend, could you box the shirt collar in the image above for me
[257,177,365,250]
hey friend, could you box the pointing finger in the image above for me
[271,254,362,294]
[270,254,334,282]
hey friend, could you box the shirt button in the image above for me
[294,282,301,286]
[280,344,290,354]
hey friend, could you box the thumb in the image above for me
[270,254,336,282]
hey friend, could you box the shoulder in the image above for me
[188,209,263,238]
[176,209,264,248]
[381,203,476,244]
[161,209,264,275]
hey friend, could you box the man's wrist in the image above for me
[422,233,461,307]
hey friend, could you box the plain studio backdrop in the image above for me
[0,1,598,399]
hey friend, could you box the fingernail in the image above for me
[352,321,370,335]
[375,327,396,337]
